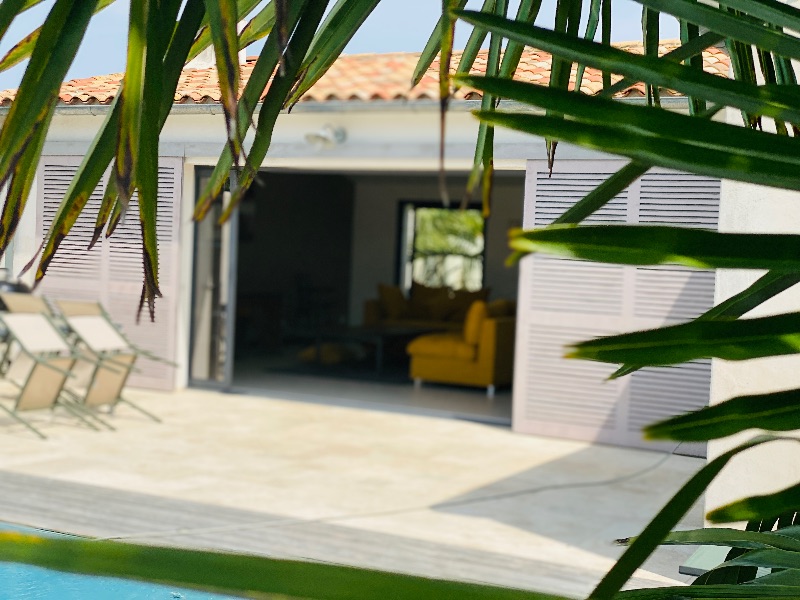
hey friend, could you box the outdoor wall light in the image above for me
[305,124,347,149]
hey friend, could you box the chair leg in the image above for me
[60,389,116,431]
[75,404,116,431]
[118,398,162,423]
[487,384,495,400]
[58,401,102,432]
[0,404,47,440]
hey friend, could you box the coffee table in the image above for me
[314,325,436,374]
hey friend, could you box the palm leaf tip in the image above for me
[706,483,800,524]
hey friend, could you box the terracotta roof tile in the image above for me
[0,41,729,107]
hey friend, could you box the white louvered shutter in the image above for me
[513,161,719,453]
[36,156,183,390]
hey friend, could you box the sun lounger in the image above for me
[0,292,51,313]
[0,296,166,423]
[53,299,102,317]
[0,293,54,375]
[59,312,161,423]
[55,299,175,367]
[0,313,106,439]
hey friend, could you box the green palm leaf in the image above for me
[35,97,119,280]
[437,0,460,206]
[569,312,800,366]
[454,0,493,83]
[36,0,205,285]
[574,0,601,91]
[709,486,800,524]
[114,0,148,209]
[92,172,119,249]
[0,0,43,45]
[634,0,800,60]
[615,583,800,598]
[461,76,800,164]
[510,225,800,270]
[464,0,506,211]
[194,0,309,220]
[590,435,789,599]
[0,97,54,256]
[238,1,276,49]
[203,0,241,164]
[614,270,800,379]
[286,0,382,107]
[497,0,544,78]
[478,111,800,190]
[623,527,800,552]
[0,532,560,600]
[599,30,724,98]
[720,0,800,30]
[533,32,724,229]
[544,0,581,167]
[411,0,468,87]
[0,0,99,200]
[646,389,800,442]
[0,0,116,74]
[134,0,182,320]
[216,0,329,222]
[187,0,262,63]
[456,10,800,122]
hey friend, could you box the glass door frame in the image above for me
[188,168,239,390]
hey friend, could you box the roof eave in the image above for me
[0,94,690,117]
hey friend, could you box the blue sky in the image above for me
[0,0,679,90]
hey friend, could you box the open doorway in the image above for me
[190,167,525,424]
[234,171,355,359]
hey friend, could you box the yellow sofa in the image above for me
[363,283,489,331]
[406,300,515,398]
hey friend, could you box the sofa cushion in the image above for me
[407,333,477,361]
[408,282,451,319]
[447,287,490,321]
[463,300,488,345]
[378,284,408,319]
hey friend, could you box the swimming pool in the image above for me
[0,524,239,599]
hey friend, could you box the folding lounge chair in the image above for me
[58,312,161,423]
[0,313,106,439]
[0,292,51,314]
[0,292,53,375]
[56,299,174,365]
[53,299,102,317]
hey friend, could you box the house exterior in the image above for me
[0,43,736,455]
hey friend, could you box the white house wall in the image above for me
[16,103,552,389]
[707,176,800,520]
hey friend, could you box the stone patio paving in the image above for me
[0,386,704,598]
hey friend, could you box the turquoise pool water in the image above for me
[0,524,239,599]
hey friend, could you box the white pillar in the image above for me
[706,107,800,519]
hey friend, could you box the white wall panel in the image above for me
[514,161,720,453]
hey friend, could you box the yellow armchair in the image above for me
[406,300,515,398]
